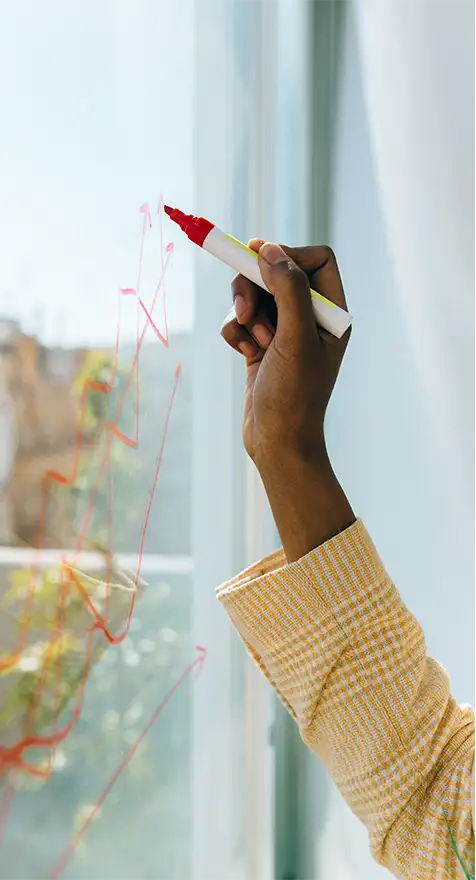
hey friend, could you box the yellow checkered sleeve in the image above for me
[217,519,474,879]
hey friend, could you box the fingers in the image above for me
[229,271,276,349]
[248,241,347,311]
[231,272,260,326]
[248,238,265,252]
[220,300,275,359]
[221,308,275,356]
[257,242,317,346]
[274,244,347,312]
[220,307,257,358]
[225,239,347,358]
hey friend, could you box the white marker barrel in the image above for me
[202,226,352,339]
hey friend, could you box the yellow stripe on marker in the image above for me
[225,234,335,308]
[225,234,259,259]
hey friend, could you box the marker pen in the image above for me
[164,205,352,339]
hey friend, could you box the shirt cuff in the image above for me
[216,519,392,721]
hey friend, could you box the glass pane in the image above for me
[0,3,202,877]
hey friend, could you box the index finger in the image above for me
[231,272,260,325]
[232,237,276,327]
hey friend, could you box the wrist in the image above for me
[255,439,331,489]
[257,450,355,563]
[254,435,329,476]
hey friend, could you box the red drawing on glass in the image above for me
[49,646,206,880]
[0,198,205,868]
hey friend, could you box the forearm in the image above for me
[258,449,356,563]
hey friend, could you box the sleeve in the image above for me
[216,519,475,880]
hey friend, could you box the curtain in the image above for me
[313,1,474,876]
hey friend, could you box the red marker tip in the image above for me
[163,205,214,248]
[163,205,191,232]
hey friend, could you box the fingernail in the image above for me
[260,242,288,265]
[234,293,247,321]
[253,323,273,348]
[238,340,257,358]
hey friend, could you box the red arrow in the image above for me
[49,646,207,880]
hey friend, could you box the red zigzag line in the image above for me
[49,646,207,880]
[0,200,179,779]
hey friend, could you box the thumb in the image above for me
[258,242,316,344]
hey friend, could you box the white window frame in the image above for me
[191,2,314,879]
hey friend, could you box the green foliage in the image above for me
[73,350,118,432]
[70,349,143,549]
[0,565,107,737]
[0,344,193,878]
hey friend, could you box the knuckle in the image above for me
[287,262,309,291]
[321,245,336,263]
[231,273,252,298]
[220,309,236,338]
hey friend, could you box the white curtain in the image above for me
[315,1,474,876]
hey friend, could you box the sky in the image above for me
[0,0,195,345]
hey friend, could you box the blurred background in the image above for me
[0,0,473,878]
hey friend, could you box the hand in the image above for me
[221,240,351,467]
[221,240,355,561]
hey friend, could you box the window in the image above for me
[0,3,203,878]
[0,2,321,879]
